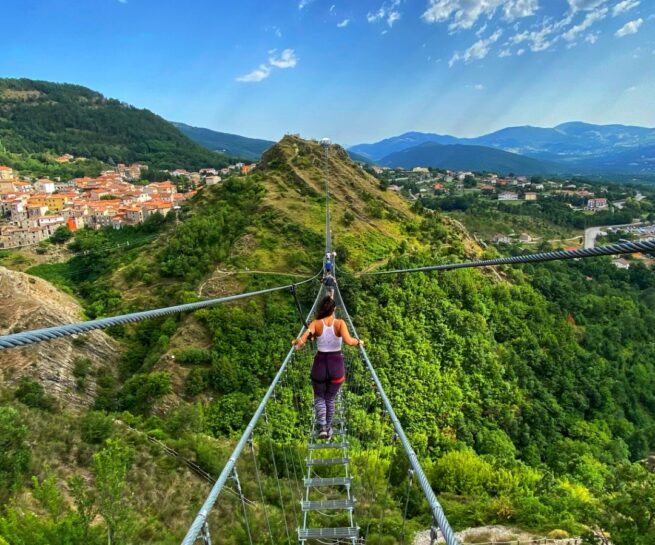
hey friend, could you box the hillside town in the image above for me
[0,160,256,249]
[370,165,614,210]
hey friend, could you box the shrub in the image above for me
[173,348,211,366]
[0,407,31,495]
[117,372,171,415]
[73,357,92,391]
[185,368,209,397]
[14,378,55,411]
[80,411,114,445]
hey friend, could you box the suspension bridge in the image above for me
[1,140,654,545]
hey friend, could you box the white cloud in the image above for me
[388,11,401,26]
[474,83,485,90]
[330,4,336,12]
[337,18,350,28]
[450,29,503,66]
[268,48,298,68]
[507,12,573,52]
[613,0,640,16]
[585,31,600,43]
[117,0,127,3]
[422,0,538,31]
[566,0,607,10]
[503,0,540,21]
[367,0,402,27]
[236,64,272,83]
[298,0,314,9]
[615,17,643,36]
[498,48,512,57]
[562,7,607,41]
[237,48,298,83]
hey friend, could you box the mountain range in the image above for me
[378,142,559,175]
[172,122,275,161]
[350,123,655,176]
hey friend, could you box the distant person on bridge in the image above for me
[322,273,336,298]
[294,296,362,440]
[325,258,333,273]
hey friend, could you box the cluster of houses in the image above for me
[371,166,611,211]
[0,159,256,249]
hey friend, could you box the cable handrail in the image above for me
[358,239,655,277]
[180,288,324,545]
[334,285,461,545]
[0,270,322,351]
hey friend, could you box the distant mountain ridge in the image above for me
[172,122,275,161]
[175,122,372,164]
[379,142,559,175]
[351,122,655,175]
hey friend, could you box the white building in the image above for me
[34,179,56,194]
[498,192,519,201]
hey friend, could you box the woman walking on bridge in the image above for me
[294,296,362,440]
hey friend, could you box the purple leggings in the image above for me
[312,380,343,428]
[311,352,345,428]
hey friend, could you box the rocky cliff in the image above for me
[0,267,120,409]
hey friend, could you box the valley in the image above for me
[0,77,654,545]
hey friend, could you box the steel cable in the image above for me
[0,270,321,351]
[359,239,655,277]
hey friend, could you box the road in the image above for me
[584,221,645,249]
[584,226,604,249]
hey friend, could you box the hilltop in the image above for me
[0,78,231,170]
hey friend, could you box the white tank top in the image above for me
[316,318,343,353]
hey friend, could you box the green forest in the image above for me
[0,79,233,170]
[1,140,654,545]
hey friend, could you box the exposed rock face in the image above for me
[0,266,121,409]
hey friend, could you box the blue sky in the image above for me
[2,0,654,145]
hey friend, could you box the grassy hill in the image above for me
[0,79,232,170]
[379,141,560,175]
[2,136,655,544]
[172,122,274,161]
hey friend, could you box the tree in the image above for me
[589,463,655,545]
[32,473,66,522]
[93,440,135,545]
[0,407,30,497]
[68,475,97,543]
[50,226,73,244]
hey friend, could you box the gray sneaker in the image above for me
[318,427,328,439]
[326,427,334,441]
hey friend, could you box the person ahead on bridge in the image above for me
[294,296,362,440]
[323,272,336,299]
